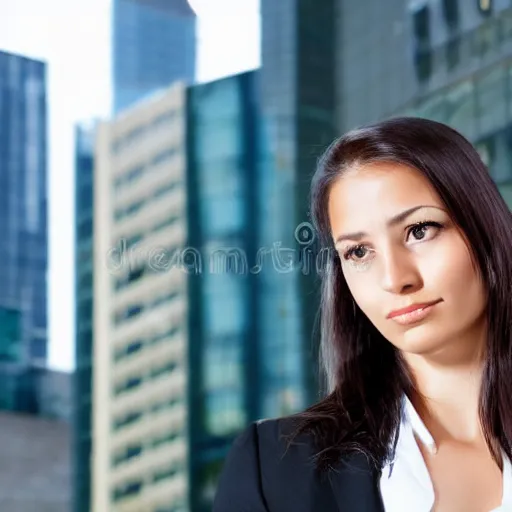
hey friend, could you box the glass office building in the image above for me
[258,0,338,409]
[0,50,48,367]
[73,122,96,512]
[186,71,262,512]
[112,0,196,113]
[337,0,512,208]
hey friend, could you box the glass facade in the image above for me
[394,7,512,210]
[186,71,261,512]
[73,123,95,512]
[398,59,512,208]
[337,2,512,210]
[0,50,48,368]
[259,0,338,411]
[0,365,69,418]
[112,0,196,113]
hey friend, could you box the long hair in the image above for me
[290,116,512,473]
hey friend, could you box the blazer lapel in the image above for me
[326,453,385,512]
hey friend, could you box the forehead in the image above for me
[328,162,443,230]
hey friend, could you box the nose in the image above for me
[380,245,422,295]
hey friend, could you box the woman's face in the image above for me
[328,161,487,359]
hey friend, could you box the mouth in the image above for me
[387,299,443,326]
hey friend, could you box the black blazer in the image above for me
[213,417,385,512]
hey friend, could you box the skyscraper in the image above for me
[258,0,338,411]
[112,0,196,114]
[74,121,96,512]
[186,70,262,512]
[93,83,189,511]
[0,50,48,369]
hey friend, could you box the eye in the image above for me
[343,244,370,261]
[406,221,443,242]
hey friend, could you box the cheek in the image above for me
[420,236,484,304]
[343,270,382,320]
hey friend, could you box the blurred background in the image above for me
[0,0,511,510]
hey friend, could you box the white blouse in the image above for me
[379,397,512,512]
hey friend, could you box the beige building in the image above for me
[93,83,189,512]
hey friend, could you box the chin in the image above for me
[394,326,447,356]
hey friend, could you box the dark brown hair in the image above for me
[291,116,512,472]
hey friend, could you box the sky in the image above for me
[0,0,260,371]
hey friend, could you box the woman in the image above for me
[212,117,512,511]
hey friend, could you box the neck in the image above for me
[403,328,487,445]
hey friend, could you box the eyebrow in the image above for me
[334,205,443,245]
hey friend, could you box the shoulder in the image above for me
[212,416,317,512]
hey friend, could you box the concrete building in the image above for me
[112,0,196,113]
[93,83,189,511]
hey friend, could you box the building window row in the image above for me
[113,325,182,363]
[113,359,180,396]
[112,472,185,505]
[111,109,181,154]
[113,245,182,292]
[111,427,185,468]
[111,480,142,502]
[413,7,512,82]
[112,395,184,431]
[403,61,512,153]
[113,213,181,257]
[113,147,180,191]
[113,290,181,325]
[114,179,182,222]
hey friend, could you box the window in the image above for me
[114,375,143,395]
[114,198,146,221]
[152,463,183,483]
[115,264,147,290]
[112,444,143,466]
[112,480,143,501]
[113,410,143,430]
[205,389,245,436]
[114,304,144,325]
[152,148,176,167]
[152,110,176,128]
[472,22,495,59]
[444,80,477,140]
[78,217,93,240]
[114,339,144,362]
[153,180,181,200]
[442,0,459,29]
[446,37,460,71]
[151,429,182,448]
[152,214,180,233]
[476,66,506,135]
[30,337,46,360]
[150,360,178,379]
[202,195,244,235]
[114,164,145,189]
[477,0,492,15]
[412,5,432,82]
[0,307,22,363]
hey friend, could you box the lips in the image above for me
[387,299,442,319]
